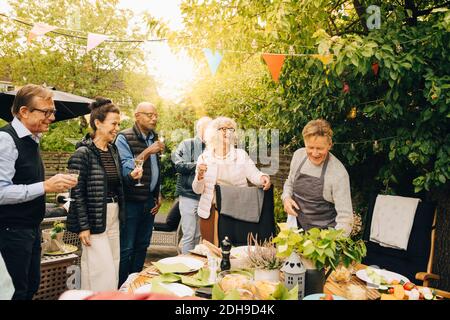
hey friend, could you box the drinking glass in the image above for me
[134,156,145,187]
[158,131,166,160]
[63,169,80,202]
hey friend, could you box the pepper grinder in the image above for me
[220,236,231,271]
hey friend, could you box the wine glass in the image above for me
[63,169,80,202]
[158,131,166,160]
[134,156,145,187]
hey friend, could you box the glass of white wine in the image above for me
[158,131,166,160]
[63,169,80,202]
[134,156,145,187]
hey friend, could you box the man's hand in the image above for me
[197,164,207,181]
[130,167,143,180]
[44,174,78,193]
[260,175,271,191]
[283,197,300,217]
[79,230,91,247]
[151,193,162,215]
[146,141,165,155]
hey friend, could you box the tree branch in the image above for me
[352,0,369,34]
[417,1,450,16]
[404,0,417,26]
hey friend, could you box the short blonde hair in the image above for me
[302,119,333,143]
[204,116,237,150]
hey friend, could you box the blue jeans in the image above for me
[118,197,155,287]
[179,196,201,254]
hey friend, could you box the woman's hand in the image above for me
[197,164,208,181]
[130,167,143,180]
[79,230,91,247]
[283,197,300,217]
[260,175,271,191]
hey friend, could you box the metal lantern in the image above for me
[281,252,306,300]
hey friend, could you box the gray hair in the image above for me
[204,116,238,150]
[195,116,213,137]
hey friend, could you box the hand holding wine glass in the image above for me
[134,156,145,187]
[63,169,80,202]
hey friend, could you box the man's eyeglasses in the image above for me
[217,127,235,133]
[30,107,57,118]
[137,112,157,119]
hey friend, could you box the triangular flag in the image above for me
[262,53,286,83]
[312,54,334,65]
[27,23,57,43]
[203,48,223,75]
[87,33,109,53]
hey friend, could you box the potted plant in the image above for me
[42,221,66,252]
[246,234,284,282]
[273,224,367,295]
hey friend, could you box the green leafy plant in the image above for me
[273,224,366,271]
[50,221,66,239]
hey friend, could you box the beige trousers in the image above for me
[81,203,120,291]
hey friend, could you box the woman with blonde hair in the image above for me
[192,117,271,245]
[282,119,353,236]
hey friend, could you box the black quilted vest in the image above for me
[0,123,46,228]
[117,124,161,202]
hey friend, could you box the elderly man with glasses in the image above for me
[115,102,164,287]
[0,84,78,300]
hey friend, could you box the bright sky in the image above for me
[0,0,199,102]
[118,0,198,102]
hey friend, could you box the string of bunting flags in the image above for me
[0,12,339,80]
[0,12,435,82]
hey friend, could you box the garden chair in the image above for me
[362,194,441,287]
[215,184,276,247]
[149,199,182,254]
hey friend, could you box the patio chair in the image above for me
[362,194,440,287]
[150,200,182,254]
[215,184,276,247]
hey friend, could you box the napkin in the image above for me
[150,280,175,295]
[152,262,192,274]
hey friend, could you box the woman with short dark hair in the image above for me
[67,98,142,291]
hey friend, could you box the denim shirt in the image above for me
[115,131,159,193]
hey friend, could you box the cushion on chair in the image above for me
[362,194,435,284]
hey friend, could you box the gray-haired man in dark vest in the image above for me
[0,84,78,299]
[115,102,164,287]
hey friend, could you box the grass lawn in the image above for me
[159,198,175,215]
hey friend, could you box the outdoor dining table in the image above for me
[125,253,382,300]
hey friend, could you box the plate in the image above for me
[135,283,194,297]
[303,294,347,300]
[356,268,409,287]
[230,246,256,259]
[43,244,78,256]
[157,256,204,273]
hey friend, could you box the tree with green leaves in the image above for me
[0,0,163,150]
[171,0,450,290]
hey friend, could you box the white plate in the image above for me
[356,268,409,287]
[230,246,256,259]
[157,256,204,273]
[135,283,194,297]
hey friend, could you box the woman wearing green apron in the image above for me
[282,119,353,236]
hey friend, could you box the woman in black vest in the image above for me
[67,98,142,291]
